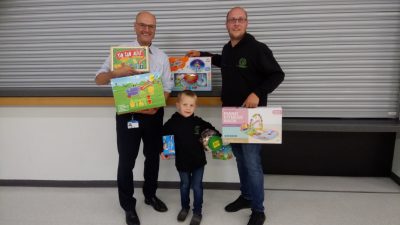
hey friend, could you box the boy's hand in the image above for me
[160,152,170,160]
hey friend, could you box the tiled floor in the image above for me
[1,175,399,225]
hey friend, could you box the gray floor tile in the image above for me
[1,176,399,225]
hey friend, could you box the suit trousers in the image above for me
[115,108,164,211]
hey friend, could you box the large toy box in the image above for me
[222,107,282,144]
[169,56,212,91]
[110,72,165,114]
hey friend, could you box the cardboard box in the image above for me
[162,135,176,157]
[110,72,165,114]
[111,46,149,72]
[212,144,233,160]
[222,107,282,144]
[169,56,212,91]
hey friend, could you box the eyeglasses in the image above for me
[136,22,156,30]
[227,17,247,24]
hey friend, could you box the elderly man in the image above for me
[95,11,173,225]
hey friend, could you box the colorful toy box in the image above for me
[111,46,149,72]
[222,107,282,144]
[212,144,233,160]
[169,56,212,91]
[110,72,165,114]
[162,135,175,159]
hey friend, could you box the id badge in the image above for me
[127,119,139,129]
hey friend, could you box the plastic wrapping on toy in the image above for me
[212,144,233,160]
[200,129,222,152]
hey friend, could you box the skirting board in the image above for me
[0,180,240,190]
[391,172,400,185]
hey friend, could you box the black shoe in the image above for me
[177,208,189,221]
[145,196,168,212]
[247,211,266,225]
[189,213,202,225]
[225,195,251,212]
[125,209,140,225]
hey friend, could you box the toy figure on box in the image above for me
[162,90,221,225]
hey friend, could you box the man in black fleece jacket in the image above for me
[163,90,220,225]
[187,6,284,225]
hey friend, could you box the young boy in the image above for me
[163,90,220,225]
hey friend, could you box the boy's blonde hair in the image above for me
[177,90,197,102]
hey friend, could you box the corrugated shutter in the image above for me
[0,0,399,118]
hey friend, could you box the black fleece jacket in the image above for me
[163,112,220,172]
[201,33,285,106]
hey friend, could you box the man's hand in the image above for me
[95,63,143,85]
[136,108,159,115]
[242,93,259,108]
[186,50,200,57]
[113,63,142,78]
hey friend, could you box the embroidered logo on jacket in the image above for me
[194,125,200,135]
[237,58,248,68]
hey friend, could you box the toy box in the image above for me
[110,72,165,114]
[162,135,175,159]
[169,56,212,91]
[212,144,233,160]
[111,46,149,72]
[222,107,282,144]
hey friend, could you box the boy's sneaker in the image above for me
[177,208,189,221]
[189,213,202,225]
[247,211,266,225]
[225,195,251,212]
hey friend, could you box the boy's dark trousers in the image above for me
[115,108,164,211]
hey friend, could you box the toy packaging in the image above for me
[200,129,223,152]
[212,144,233,160]
[110,72,165,114]
[222,107,282,144]
[111,46,149,72]
[169,56,212,91]
[162,135,175,159]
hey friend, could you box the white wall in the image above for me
[0,106,238,182]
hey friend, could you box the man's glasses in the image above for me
[136,22,156,30]
[227,17,247,24]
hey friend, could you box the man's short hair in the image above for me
[226,6,248,21]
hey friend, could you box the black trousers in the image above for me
[115,108,164,211]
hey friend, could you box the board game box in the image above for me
[111,46,149,72]
[110,72,165,114]
[169,56,212,91]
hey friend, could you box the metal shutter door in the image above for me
[0,0,399,118]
